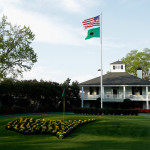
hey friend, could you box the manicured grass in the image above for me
[0,114,150,150]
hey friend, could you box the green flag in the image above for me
[62,88,65,100]
[85,27,100,40]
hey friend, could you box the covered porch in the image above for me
[80,85,150,109]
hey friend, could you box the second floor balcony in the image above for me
[81,93,149,101]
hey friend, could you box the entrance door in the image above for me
[113,88,118,98]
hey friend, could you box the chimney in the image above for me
[97,69,101,76]
[137,68,142,79]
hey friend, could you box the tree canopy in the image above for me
[121,48,150,80]
[0,15,37,79]
[61,78,81,110]
[0,78,81,113]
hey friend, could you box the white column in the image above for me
[146,86,149,109]
[123,86,126,99]
[81,87,84,108]
[102,86,104,99]
[99,87,101,96]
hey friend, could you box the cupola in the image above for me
[110,61,126,72]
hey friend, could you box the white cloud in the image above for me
[83,36,126,49]
[0,0,20,5]
[22,66,65,82]
[0,4,83,46]
[72,74,98,83]
[44,0,105,14]
[22,66,95,83]
[62,0,84,13]
[0,0,106,46]
[22,65,89,83]
[60,0,105,14]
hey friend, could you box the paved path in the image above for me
[1,112,150,118]
[138,113,150,116]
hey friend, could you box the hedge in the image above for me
[74,108,138,116]
[133,108,150,113]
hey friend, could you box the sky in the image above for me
[0,0,150,83]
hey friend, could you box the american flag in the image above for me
[82,15,100,29]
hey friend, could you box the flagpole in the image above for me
[62,88,65,121]
[100,12,103,109]
[63,96,65,121]
[82,14,103,108]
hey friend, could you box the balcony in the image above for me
[104,94,123,99]
[126,95,146,100]
[81,93,149,101]
[82,94,99,100]
[82,94,124,100]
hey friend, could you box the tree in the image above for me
[121,48,150,80]
[122,99,133,109]
[1,95,15,108]
[61,78,81,109]
[0,15,37,79]
[15,97,30,108]
[69,81,81,108]
[95,97,101,108]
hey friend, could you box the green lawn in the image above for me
[0,114,150,150]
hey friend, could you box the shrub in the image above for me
[98,109,103,115]
[103,109,109,115]
[122,99,133,109]
[73,108,138,116]
[1,95,15,108]
[95,97,101,108]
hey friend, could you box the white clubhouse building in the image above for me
[80,61,150,109]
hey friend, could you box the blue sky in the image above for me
[0,0,150,83]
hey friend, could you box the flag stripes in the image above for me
[82,15,100,29]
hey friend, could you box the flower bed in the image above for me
[133,108,150,113]
[6,118,96,139]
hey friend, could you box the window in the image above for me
[132,87,142,95]
[113,65,123,70]
[112,87,119,98]
[96,87,99,95]
[89,87,94,95]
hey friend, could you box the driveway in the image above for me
[138,113,150,116]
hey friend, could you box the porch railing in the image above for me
[82,94,99,100]
[104,94,123,99]
[82,94,124,100]
[126,95,146,100]
[82,93,149,100]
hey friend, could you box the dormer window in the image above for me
[113,65,122,70]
